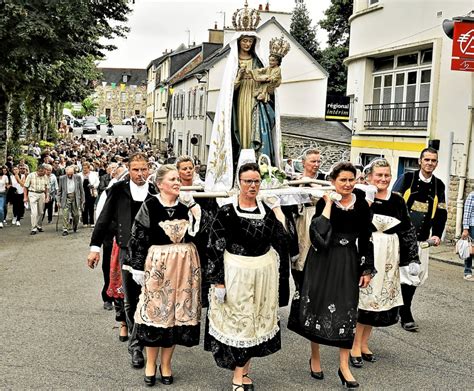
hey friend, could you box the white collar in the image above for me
[334,193,356,211]
[155,193,178,207]
[418,171,433,183]
[232,195,266,220]
[129,181,148,202]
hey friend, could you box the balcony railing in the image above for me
[364,101,429,128]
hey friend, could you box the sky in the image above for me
[99,0,331,68]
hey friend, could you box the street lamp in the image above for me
[195,73,207,84]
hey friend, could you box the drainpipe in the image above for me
[455,73,474,238]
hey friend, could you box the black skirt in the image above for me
[288,244,359,349]
[357,307,400,327]
[136,323,200,348]
[204,315,281,370]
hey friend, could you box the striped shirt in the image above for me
[24,172,49,193]
[463,191,474,229]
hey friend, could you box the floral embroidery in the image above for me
[328,304,336,313]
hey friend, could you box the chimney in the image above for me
[265,2,269,11]
[208,25,224,44]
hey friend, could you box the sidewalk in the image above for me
[430,242,464,267]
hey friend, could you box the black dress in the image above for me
[204,200,290,370]
[126,196,201,348]
[288,189,375,349]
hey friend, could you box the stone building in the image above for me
[95,68,147,125]
[281,117,352,171]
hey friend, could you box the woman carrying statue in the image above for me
[350,159,420,367]
[205,162,292,391]
[124,165,202,387]
[288,162,375,389]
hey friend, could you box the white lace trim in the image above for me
[232,196,266,220]
[334,193,356,211]
[208,323,280,348]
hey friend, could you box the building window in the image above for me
[366,48,432,128]
[187,90,192,118]
[192,89,197,118]
[106,92,112,100]
[397,156,419,177]
[369,0,379,5]
[121,92,127,102]
[198,88,205,117]
[121,109,126,119]
[360,153,382,167]
[135,93,142,103]
[179,92,185,119]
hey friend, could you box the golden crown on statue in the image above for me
[269,35,291,58]
[232,0,261,31]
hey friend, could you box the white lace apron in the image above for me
[208,248,279,348]
[359,214,404,311]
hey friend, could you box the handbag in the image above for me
[455,238,472,259]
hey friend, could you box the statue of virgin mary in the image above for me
[205,1,282,191]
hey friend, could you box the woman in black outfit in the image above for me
[288,162,375,389]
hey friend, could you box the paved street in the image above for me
[0,217,472,390]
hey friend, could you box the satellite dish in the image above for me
[190,136,199,145]
[442,19,454,39]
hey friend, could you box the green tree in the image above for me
[82,97,98,116]
[319,0,353,95]
[290,0,321,61]
[0,1,131,159]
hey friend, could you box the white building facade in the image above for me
[346,0,474,239]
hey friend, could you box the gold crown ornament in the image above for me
[232,1,261,31]
[269,35,291,58]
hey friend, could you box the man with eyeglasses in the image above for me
[392,147,447,332]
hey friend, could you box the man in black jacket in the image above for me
[392,147,447,332]
[87,153,154,368]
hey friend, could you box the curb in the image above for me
[430,256,464,267]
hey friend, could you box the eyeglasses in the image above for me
[240,179,261,186]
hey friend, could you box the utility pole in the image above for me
[185,29,190,47]
[218,11,226,29]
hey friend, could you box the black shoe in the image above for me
[144,365,157,387]
[243,373,254,390]
[103,302,113,311]
[338,368,359,389]
[37,227,44,232]
[159,365,173,385]
[309,359,324,380]
[361,352,377,362]
[62,230,69,236]
[30,230,37,235]
[119,323,129,342]
[349,354,363,368]
[401,321,419,332]
[131,350,145,369]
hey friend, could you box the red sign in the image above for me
[451,21,474,72]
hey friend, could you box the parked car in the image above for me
[82,121,97,135]
[122,115,145,125]
[85,116,101,130]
